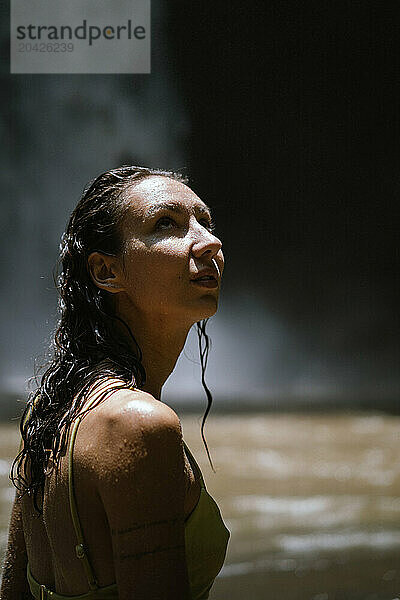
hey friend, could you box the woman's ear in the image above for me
[87,252,125,294]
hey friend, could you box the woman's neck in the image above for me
[113,302,192,401]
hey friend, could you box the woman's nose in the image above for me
[191,227,223,259]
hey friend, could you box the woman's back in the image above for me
[22,386,201,598]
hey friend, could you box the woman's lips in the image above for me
[190,278,218,288]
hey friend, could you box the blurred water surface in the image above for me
[1,411,400,599]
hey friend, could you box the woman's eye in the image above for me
[200,219,216,232]
[155,216,176,229]
[155,216,215,233]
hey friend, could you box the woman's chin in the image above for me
[191,298,219,321]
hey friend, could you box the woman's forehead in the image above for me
[122,175,211,220]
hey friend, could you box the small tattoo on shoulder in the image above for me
[120,543,185,562]
[111,515,181,536]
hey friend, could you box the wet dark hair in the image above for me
[11,165,216,513]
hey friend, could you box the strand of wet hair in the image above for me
[196,318,216,473]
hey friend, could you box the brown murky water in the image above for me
[1,411,400,599]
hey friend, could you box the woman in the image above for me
[1,166,230,600]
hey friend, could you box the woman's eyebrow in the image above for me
[144,201,212,219]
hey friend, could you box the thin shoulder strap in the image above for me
[68,396,100,591]
[183,441,206,491]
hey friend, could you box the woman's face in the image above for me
[116,175,224,324]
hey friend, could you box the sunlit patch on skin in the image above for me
[120,398,157,416]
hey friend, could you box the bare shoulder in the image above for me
[93,387,187,530]
[97,388,182,440]
[91,388,184,481]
